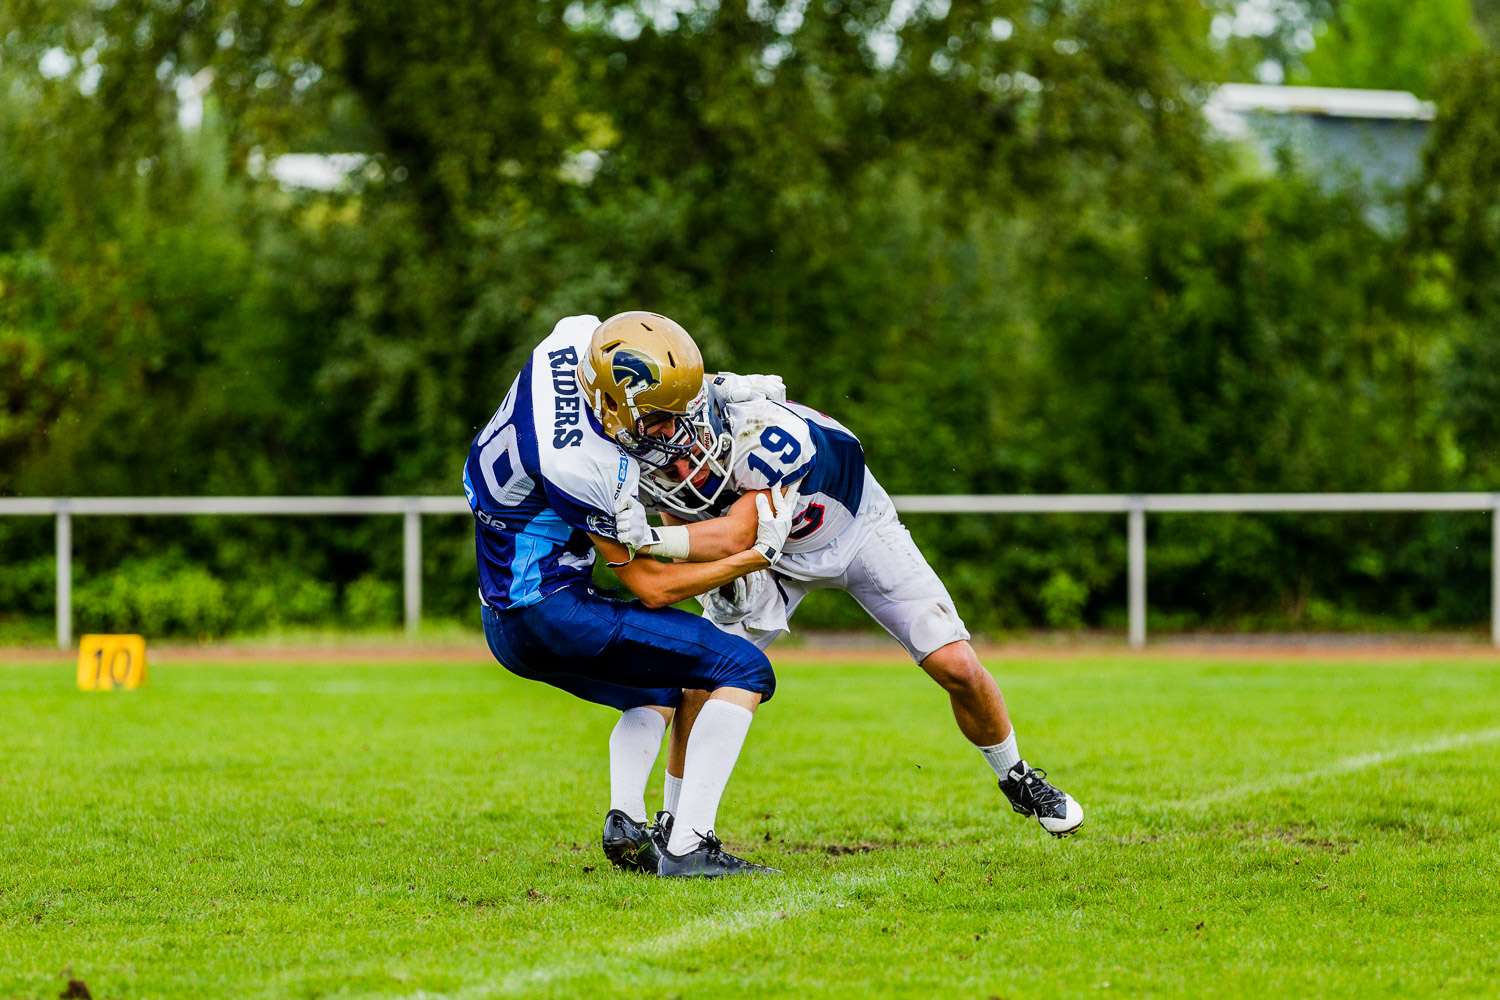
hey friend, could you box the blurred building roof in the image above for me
[1205,83,1436,129]
[1204,84,1435,195]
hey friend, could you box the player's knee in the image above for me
[714,644,776,702]
[922,642,986,694]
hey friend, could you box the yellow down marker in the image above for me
[77,634,149,691]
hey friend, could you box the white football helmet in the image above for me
[638,381,739,516]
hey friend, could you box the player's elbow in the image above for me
[638,589,678,610]
[631,575,678,609]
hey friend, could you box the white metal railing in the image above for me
[3,493,1498,651]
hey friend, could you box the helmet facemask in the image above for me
[639,386,738,516]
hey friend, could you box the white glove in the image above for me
[700,571,767,625]
[611,497,654,556]
[607,496,691,563]
[713,371,787,404]
[752,480,800,564]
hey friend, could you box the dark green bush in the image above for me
[2,3,1498,638]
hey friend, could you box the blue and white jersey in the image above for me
[465,315,641,610]
[687,398,890,581]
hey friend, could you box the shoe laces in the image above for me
[1017,765,1065,812]
[694,829,724,855]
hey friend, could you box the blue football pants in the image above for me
[481,582,775,711]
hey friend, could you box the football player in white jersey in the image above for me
[466,311,802,877]
[635,381,1085,837]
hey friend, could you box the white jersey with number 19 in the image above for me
[660,396,970,663]
[680,398,891,582]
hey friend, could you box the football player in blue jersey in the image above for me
[639,382,1085,838]
[465,311,800,878]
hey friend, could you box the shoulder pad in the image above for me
[729,400,816,492]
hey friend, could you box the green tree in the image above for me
[3,0,1500,636]
[1409,52,1500,482]
[1299,0,1482,94]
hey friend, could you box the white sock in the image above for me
[977,730,1021,779]
[609,707,667,823]
[663,772,683,816]
[666,700,754,856]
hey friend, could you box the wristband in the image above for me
[643,524,691,561]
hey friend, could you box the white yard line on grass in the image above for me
[1168,726,1500,812]
[473,871,888,998]
[373,875,892,999]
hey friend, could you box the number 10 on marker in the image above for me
[76,635,149,691]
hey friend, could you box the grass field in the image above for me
[3,649,1498,998]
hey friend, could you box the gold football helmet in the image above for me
[578,311,720,470]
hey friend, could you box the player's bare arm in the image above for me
[597,481,797,605]
[663,491,762,561]
[592,534,768,608]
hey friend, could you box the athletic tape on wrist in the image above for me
[644,524,691,561]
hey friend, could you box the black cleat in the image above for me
[650,810,675,855]
[601,809,662,873]
[999,760,1084,837]
[657,830,780,878]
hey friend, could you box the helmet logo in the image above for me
[611,349,662,400]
